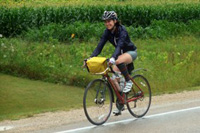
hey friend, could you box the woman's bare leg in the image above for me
[113,53,133,72]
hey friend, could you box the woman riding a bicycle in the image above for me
[83,11,151,124]
[90,11,137,93]
[85,11,138,115]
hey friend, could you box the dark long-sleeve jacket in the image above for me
[90,25,137,60]
[90,25,137,74]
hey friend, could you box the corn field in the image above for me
[0,4,200,37]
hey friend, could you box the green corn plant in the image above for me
[0,4,200,37]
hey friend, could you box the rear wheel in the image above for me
[83,79,112,125]
[127,75,151,118]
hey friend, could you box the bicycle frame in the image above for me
[83,59,151,125]
[103,72,144,105]
[84,59,145,105]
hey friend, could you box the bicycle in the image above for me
[83,58,151,125]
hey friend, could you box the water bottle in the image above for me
[111,73,122,92]
[119,74,125,91]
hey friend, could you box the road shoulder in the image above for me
[0,89,200,133]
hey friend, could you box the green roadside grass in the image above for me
[0,73,85,121]
[0,73,200,121]
[1,35,200,95]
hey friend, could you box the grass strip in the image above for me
[0,73,85,121]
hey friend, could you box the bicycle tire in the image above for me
[83,79,113,125]
[126,74,151,118]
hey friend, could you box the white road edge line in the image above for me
[55,106,200,133]
[0,126,14,131]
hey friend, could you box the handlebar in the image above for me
[84,57,147,75]
[94,58,118,75]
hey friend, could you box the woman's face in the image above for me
[104,19,116,30]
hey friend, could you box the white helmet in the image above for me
[102,11,118,20]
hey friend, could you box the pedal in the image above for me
[113,112,121,116]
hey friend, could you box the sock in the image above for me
[116,63,130,82]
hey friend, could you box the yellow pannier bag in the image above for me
[86,57,108,74]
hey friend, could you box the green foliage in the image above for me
[0,38,97,87]
[21,20,200,42]
[128,20,190,39]
[0,36,200,93]
[1,0,199,7]
[21,22,105,43]
[0,4,200,37]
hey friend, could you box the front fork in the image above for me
[94,90,106,104]
[94,79,106,104]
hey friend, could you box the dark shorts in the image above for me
[126,49,137,61]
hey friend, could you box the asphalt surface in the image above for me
[35,98,200,133]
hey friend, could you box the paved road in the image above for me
[35,98,200,133]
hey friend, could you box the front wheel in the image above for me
[83,79,113,125]
[127,74,151,118]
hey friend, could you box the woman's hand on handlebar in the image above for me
[108,57,116,66]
